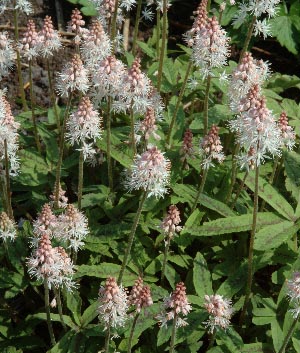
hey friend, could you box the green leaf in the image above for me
[254,220,299,251]
[284,151,300,202]
[218,262,247,298]
[47,331,76,353]
[182,212,283,237]
[242,343,264,353]
[81,301,99,327]
[66,290,82,326]
[137,41,156,58]
[271,317,284,353]
[240,173,295,221]
[193,252,213,301]
[217,328,243,353]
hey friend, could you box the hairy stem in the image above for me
[207,329,217,350]
[29,61,42,154]
[278,315,299,353]
[4,140,13,220]
[203,75,211,135]
[55,288,67,332]
[156,9,160,59]
[191,168,208,214]
[239,164,260,326]
[260,156,279,211]
[127,312,140,353]
[132,0,142,55]
[54,94,73,209]
[44,279,56,346]
[130,102,137,156]
[118,191,148,285]
[157,0,168,92]
[107,96,113,191]
[47,59,60,130]
[78,150,84,210]
[226,143,240,203]
[111,0,120,52]
[231,171,248,210]
[104,321,111,353]
[166,61,193,148]
[169,313,178,353]
[161,234,171,282]
[239,16,256,63]
[13,7,28,111]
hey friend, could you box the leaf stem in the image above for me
[166,61,193,148]
[157,0,168,92]
[239,164,260,326]
[4,140,13,220]
[118,191,148,285]
[191,168,208,214]
[46,59,60,130]
[127,312,140,353]
[54,94,73,209]
[132,0,143,55]
[203,75,211,135]
[278,315,299,353]
[44,279,56,346]
[161,234,171,283]
[78,150,84,210]
[169,313,178,353]
[55,287,67,332]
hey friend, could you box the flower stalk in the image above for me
[191,168,208,213]
[4,140,13,220]
[77,150,83,210]
[44,278,56,346]
[46,59,60,130]
[157,0,168,92]
[132,0,143,55]
[169,312,178,353]
[278,315,299,353]
[127,312,140,353]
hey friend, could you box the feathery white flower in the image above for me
[0,32,15,80]
[38,16,62,58]
[0,212,17,242]
[200,125,225,169]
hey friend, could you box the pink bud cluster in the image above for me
[0,211,16,242]
[20,19,40,60]
[129,277,153,313]
[180,128,194,166]
[184,0,208,46]
[200,125,225,169]
[161,205,182,239]
[278,111,295,150]
[136,107,160,144]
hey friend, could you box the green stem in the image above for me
[231,171,248,210]
[191,168,208,214]
[207,329,217,350]
[166,61,193,148]
[13,7,28,111]
[239,16,256,63]
[104,322,111,353]
[278,315,299,353]
[0,176,8,213]
[44,279,56,346]
[156,9,160,60]
[110,0,120,52]
[55,288,67,332]
[132,0,142,55]
[161,234,171,282]
[4,140,13,220]
[118,191,148,285]
[29,60,42,154]
[127,312,140,353]
[226,143,240,203]
[239,164,260,327]
[107,96,113,191]
[203,75,211,135]
[130,102,137,156]
[47,59,60,130]
[54,94,73,209]
[169,313,178,353]
[157,0,168,92]
[260,156,279,211]
[78,150,83,210]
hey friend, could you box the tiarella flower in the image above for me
[55,204,89,252]
[33,203,57,238]
[229,85,282,169]
[204,294,234,333]
[233,0,280,38]
[0,0,33,15]
[135,107,160,144]
[38,16,62,58]
[114,57,151,115]
[92,55,126,103]
[98,277,129,330]
[161,205,182,239]
[120,0,136,11]
[228,52,270,113]
[0,211,17,242]
[141,7,154,21]
[287,272,300,318]
[157,282,192,328]
[81,20,111,70]
[278,111,296,150]
[20,19,40,61]
[184,0,208,47]
[66,96,103,161]
[56,53,89,97]
[0,91,20,176]
[27,233,76,291]
[68,8,87,45]
[0,32,15,80]
[147,84,164,120]
[90,0,123,31]
[180,128,195,167]
[192,16,230,79]
[200,125,225,170]
[128,277,153,313]
[125,146,171,198]
[50,183,68,209]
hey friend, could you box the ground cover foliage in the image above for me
[1,0,300,352]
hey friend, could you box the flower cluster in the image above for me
[0,91,20,176]
[38,16,62,58]
[125,146,171,198]
[192,16,230,78]
[200,125,225,169]
[27,233,75,291]
[0,212,17,242]
[0,32,15,80]
[0,0,33,15]
[157,282,192,328]
[180,128,194,167]
[66,96,103,161]
[128,277,153,313]
[20,19,40,61]
[33,203,57,238]
[98,277,129,330]
[233,0,281,39]
[184,0,208,47]
[135,107,160,144]
[204,294,234,333]
[278,111,295,150]
[287,272,300,318]
[161,205,182,240]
